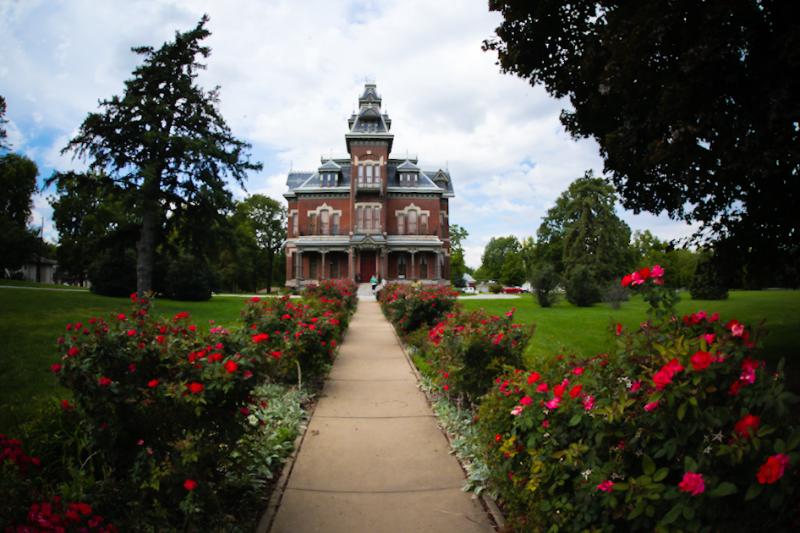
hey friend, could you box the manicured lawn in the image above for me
[0,287,254,431]
[461,290,800,390]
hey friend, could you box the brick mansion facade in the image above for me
[284,83,454,287]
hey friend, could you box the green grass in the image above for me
[0,287,255,432]
[461,290,800,390]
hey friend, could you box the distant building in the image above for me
[284,83,454,287]
[15,256,58,284]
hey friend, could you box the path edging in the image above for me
[387,315,506,532]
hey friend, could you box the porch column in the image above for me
[435,251,442,280]
[410,250,416,280]
[321,250,328,280]
[375,250,380,278]
[347,247,355,281]
[295,250,303,282]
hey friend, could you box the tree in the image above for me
[537,173,633,283]
[49,171,137,285]
[449,223,468,286]
[479,236,521,281]
[530,262,560,308]
[0,153,40,275]
[237,195,286,293]
[484,1,800,286]
[500,252,526,286]
[61,16,261,296]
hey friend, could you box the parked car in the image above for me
[461,286,477,295]
[502,286,524,294]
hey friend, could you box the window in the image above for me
[373,207,381,232]
[398,255,406,277]
[329,258,339,279]
[357,206,364,231]
[407,210,418,235]
[420,255,428,279]
[332,213,340,235]
[374,165,380,184]
[397,214,405,235]
[320,210,330,235]
[308,213,316,235]
[364,207,372,231]
[365,165,373,185]
[292,212,298,237]
[358,165,364,185]
[420,214,428,234]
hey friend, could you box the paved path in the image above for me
[269,300,494,533]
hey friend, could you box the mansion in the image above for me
[284,83,454,287]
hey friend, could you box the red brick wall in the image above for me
[385,197,441,235]
[296,197,351,235]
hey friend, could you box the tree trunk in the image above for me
[265,250,273,293]
[137,204,158,297]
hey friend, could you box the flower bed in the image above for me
[380,272,800,531]
[377,283,458,336]
[1,280,356,531]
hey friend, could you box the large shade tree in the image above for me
[236,195,286,293]
[0,152,41,275]
[0,95,9,150]
[485,1,800,285]
[449,223,468,286]
[62,16,261,295]
[477,235,521,281]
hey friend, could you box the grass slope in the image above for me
[461,290,800,390]
[0,287,250,431]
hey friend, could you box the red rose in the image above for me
[98,376,112,387]
[734,414,760,439]
[187,382,204,394]
[183,479,198,491]
[224,360,238,373]
[519,395,533,406]
[251,333,270,344]
[690,350,713,371]
[569,384,583,398]
[527,371,541,385]
[127,329,137,337]
[50,363,62,373]
[621,274,632,287]
[147,379,159,388]
[67,346,79,357]
[757,454,790,484]
[678,472,705,496]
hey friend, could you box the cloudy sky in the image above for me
[1,0,694,268]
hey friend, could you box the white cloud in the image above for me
[1,0,695,259]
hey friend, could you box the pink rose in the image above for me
[678,472,705,496]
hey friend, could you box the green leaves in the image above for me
[708,482,737,498]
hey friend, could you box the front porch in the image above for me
[285,247,449,287]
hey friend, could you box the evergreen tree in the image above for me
[61,16,261,296]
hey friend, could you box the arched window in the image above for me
[292,212,298,237]
[373,207,381,232]
[397,214,405,235]
[332,213,340,235]
[308,213,316,235]
[420,214,428,234]
[364,207,372,231]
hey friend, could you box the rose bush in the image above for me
[476,266,800,531]
[427,308,534,405]
[377,283,458,336]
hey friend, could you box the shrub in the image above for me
[88,247,136,297]
[164,252,214,301]
[691,254,729,300]
[377,283,458,336]
[476,266,800,531]
[530,263,560,308]
[565,264,602,306]
[489,282,503,294]
[427,308,534,405]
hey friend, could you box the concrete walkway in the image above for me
[269,300,494,532]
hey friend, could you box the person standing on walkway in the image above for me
[370,274,378,293]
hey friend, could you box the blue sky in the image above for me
[1,0,696,268]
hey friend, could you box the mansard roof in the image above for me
[286,83,454,198]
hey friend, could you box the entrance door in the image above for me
[360,250,376,281]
